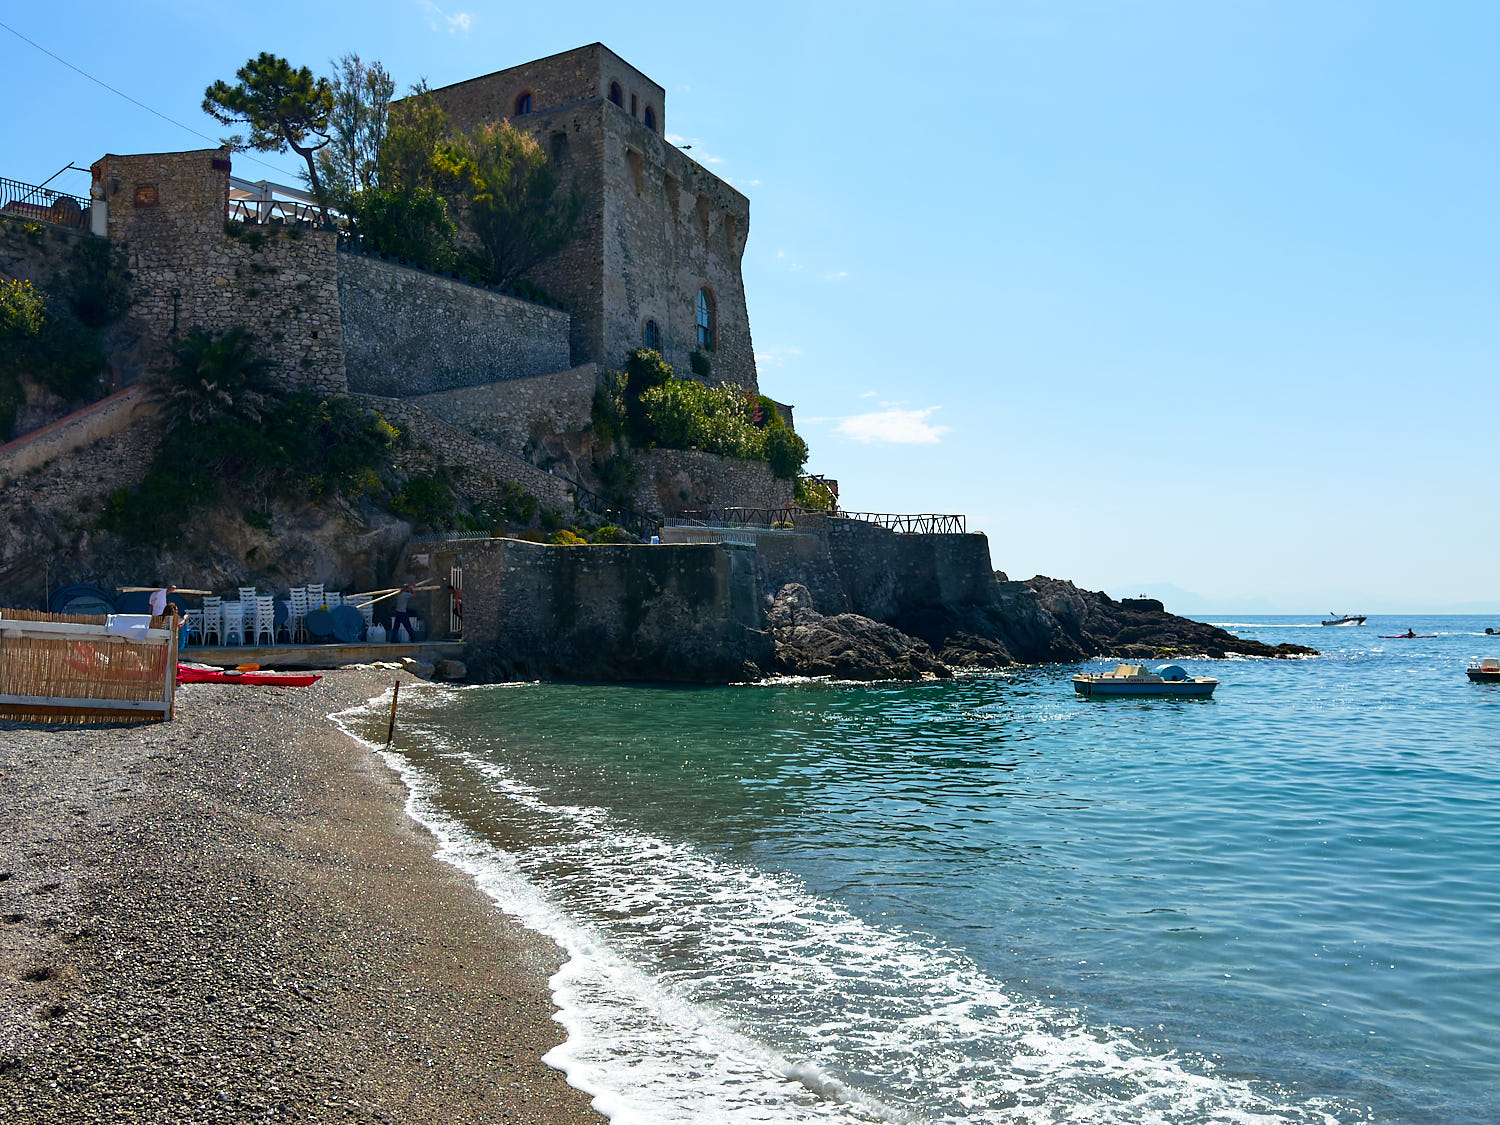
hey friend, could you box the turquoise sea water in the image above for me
[340,615,1500,1123]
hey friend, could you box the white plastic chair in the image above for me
[201,596,223,646]
[237,585,258,605]
[222,601,245,646]
[183,609,204,647]
[325,591,343,608]
[254,595,276,646]
[307,583,325,611]
[289,587,309,642]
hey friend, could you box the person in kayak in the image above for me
[1404,628,1416,638]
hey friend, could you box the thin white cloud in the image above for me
[754,346,802,367]
[789,263,804,272]
[835,407,950,445]
[859,390,877,399]
[823,270,849,281]
[417,0,471,32]
[666,133,687,145]
[700,154,726,165]
[776,249,786,259]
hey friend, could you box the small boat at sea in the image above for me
[1073,663,1218,698]
[1379,632,1436,639]
[1468,659,1500,683]
[1321,613,1367,626]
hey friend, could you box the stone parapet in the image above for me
[630,448,793,518]
[408,364,598,455]
[338,253,571,396]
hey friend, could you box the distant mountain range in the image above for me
[1111,583,1500,617]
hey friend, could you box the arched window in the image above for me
[608,81,623,107]
[642,319,661,352]
[643,106,657,133]
[514,90,533,116]
[695,288,715,350]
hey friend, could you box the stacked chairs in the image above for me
[307,583,326,611]
[254,595,276,646]
[289,587,309,642]
[237,585,258,605]
[325,591,343,608]
[222,600,245,646]
[201,596,223,646]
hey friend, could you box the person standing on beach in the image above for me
[391,583,417,643]
[149,585,177,617]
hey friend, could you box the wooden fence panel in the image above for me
[0,610,176,724]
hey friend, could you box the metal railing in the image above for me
[227,197,322,225]
[0,177,91,232]
[678,506,806,529]
[566,479,662,540]
[833,511,967,534]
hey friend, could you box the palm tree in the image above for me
[145,328,274,433]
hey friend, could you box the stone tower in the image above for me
[425,43,758,393]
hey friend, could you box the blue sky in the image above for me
[5,2,1497,611]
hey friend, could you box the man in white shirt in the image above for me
[149,585,176,616]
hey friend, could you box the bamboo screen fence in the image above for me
[0,610,177,724]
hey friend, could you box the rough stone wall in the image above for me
[824,520,1001,630]
[630,449,793,518]
[0,387,151,484]
[0,216,88,291]
[416,537,770,682]
[426,43,665,136]
[354,394,574,512]
[338,252,571,396]
[408,364,598,455]
[601,112,757,390]
[430,49,757,390]
[94,149,347,395]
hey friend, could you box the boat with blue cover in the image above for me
[1072,663,1219,698]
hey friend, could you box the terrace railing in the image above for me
[833,511,967,535]
[676,507,968,535]
[227,196,322,225]
[0,177,92,232]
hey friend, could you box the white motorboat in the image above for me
[1072,663,1218,698]
[1321,613,1367,626]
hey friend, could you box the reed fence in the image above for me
[0,610,177,725]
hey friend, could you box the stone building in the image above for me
[425,43,759,393]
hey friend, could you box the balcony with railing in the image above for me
[0,177,92,233]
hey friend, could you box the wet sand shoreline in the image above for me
[0,666,605,1124]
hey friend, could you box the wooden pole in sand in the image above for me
[385,681,400,747]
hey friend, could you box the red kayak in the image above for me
[1378,635,1436,639]
[177,666,323,686]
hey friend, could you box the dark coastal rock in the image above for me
[768,584,952,681]
[1008,576,1316,661]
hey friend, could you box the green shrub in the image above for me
[624,348,673,442]
[794,474,835,511]
[66,236,130,328]
[764,425,809,480]
[639,379,764,460]
[346,186,458,272]
[550,528,587,545]
[0,279,45,339]
[591,369,627,445]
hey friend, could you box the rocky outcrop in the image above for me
[991,576,1315,661]
[768,584,951,681]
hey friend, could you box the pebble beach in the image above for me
[0,667,604,1124]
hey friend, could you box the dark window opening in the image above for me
[630,92,638,116]
[549,131,569,163]
[643,319,661,352]
[609,81,623,107]
[696,288,715,350]
[514,91,533,116]
[643,106,657,132]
